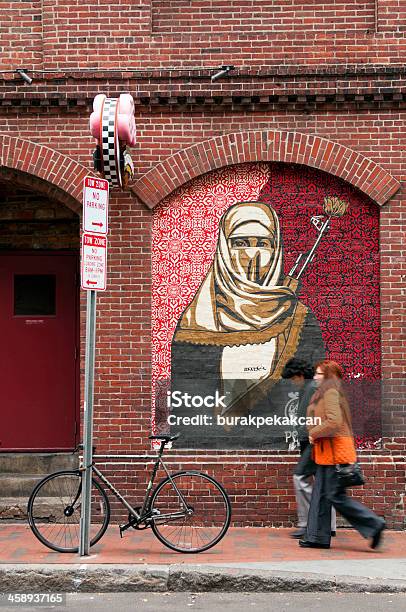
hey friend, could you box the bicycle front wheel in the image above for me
[150,471,231,553]
[27,470,110,553]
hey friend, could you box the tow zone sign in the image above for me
[81,233,107,291]
[83,176,109,234]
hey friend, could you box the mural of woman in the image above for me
[171,201,325,423]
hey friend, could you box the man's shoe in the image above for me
[331,531,336,537]
[290,528,306,539]
[370,524,385,549]
[299,539,330,549]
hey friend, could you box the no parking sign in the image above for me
[81,232,107,291]
[83,176,109,234]
[81,176,109,291]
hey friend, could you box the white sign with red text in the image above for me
[81,233,107,291]
[83,176,109,235]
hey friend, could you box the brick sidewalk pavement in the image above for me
[1,525,404,565]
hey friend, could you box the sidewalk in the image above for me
[0,525,405,592]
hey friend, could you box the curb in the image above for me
[1,564,406,593]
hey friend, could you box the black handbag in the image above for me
[334,462,365,488]
[329,404,365,488]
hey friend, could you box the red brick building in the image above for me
[0,1,405,528]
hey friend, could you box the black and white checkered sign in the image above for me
[101,98,122,188]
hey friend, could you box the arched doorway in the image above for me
[0,164,81,451]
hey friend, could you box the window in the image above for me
[14,275,56,316]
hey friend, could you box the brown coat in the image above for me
[306,385,356,465]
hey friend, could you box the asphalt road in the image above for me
[2,592,406,611]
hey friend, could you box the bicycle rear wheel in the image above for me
[150,471,231,553]
[27,470,110,553]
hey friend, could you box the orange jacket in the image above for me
[306,386,356,465]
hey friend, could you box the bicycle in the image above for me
[27,433,231,554]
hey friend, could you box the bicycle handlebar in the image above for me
[148,433,180,444]
[74,433,180,456]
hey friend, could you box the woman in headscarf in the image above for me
[170,201,325,443]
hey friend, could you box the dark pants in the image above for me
[293,444,336,530]
[306,465,384,546]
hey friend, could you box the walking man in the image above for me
[282,358,336,539]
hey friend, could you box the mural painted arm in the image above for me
[293,307,325,366]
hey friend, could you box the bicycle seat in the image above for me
[148,433,180,443]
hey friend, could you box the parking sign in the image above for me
[83,176,109,235]
[81,233,107,291]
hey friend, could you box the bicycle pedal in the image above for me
[119,523,130,538]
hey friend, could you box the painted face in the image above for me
[228,234,275,284]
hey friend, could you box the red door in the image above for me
[0,252,79,451]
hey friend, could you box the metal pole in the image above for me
[79,289,97,556]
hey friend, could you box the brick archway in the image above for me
[0,134,92,212]
[131,130,400,208]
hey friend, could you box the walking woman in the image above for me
[299,360,385,549]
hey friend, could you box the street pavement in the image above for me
[2,593,406,612]
[0,525,405,593]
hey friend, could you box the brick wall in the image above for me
[0,1,43,69]
[1,110,405,424]
[0,0,405,528]
[96,448,406,529]
[0,1,405,70]
[152,1,376,34]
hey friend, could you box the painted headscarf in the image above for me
[174,201,298,347]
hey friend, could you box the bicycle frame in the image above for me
[82,442,191,533]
